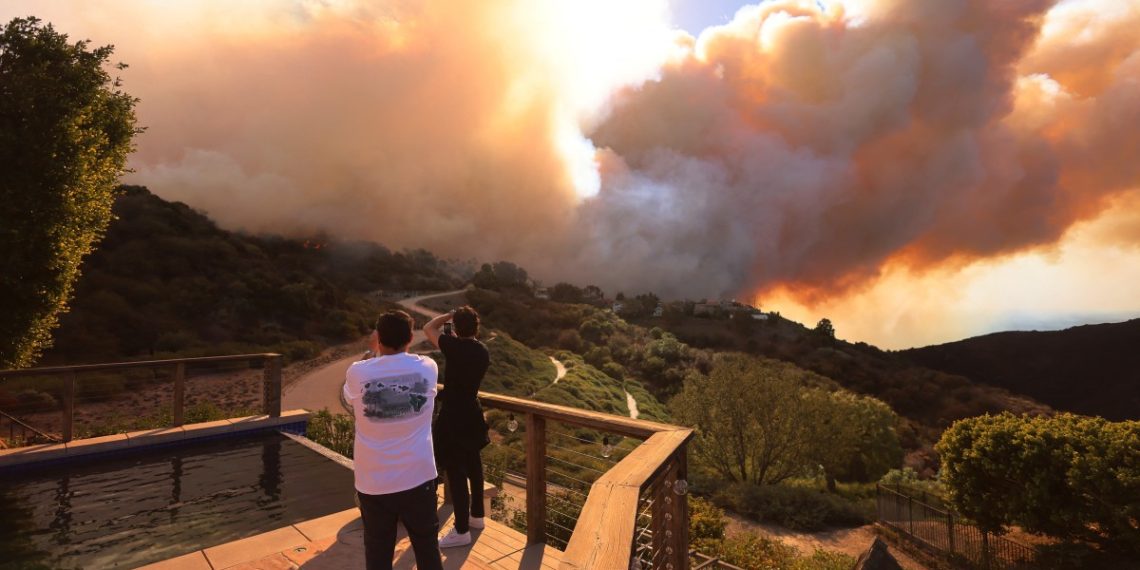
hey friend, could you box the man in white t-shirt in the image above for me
[343,310,443,570]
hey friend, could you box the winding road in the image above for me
[281,290,465,414]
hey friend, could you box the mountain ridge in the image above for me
[902,319,1140,420]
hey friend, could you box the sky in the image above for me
[4,0,1139,349]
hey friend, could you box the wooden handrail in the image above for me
[559,428,693,569]
[474,388,694,568]
[476,390,681,439]
[0,353,281,378]
[0,353,283,441]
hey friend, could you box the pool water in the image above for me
[0,432,356,569]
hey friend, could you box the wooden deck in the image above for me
[141,495,563,570]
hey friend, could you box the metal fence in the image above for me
[877,484,1038,569]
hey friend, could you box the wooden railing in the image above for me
[0,354,283,443]
[476,391,694,570]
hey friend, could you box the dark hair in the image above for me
[453,305,480,338]
[375,310,414,349]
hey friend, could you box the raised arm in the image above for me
[423,310,454,349]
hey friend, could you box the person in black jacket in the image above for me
[424,305,490,548]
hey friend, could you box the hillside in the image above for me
[464,286,1051,463]
[902,320,1140,420]
[44,185,460,364]
[647,312,1049,441]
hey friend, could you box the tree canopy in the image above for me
[671,353,901,486]
[0,17,139,367]
[937,412,1140,554]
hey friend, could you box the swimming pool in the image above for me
[0,431,356,569]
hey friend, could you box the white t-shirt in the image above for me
[342,352,439,495]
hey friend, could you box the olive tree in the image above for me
[671,354,820,484]
[0,17,138,367]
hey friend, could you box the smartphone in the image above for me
[443,322,454,336]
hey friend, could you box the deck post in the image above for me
[172,362,186,426]
[526,412,546,544]
[263,355,282,417]
[62,371,76,442]
[670,447,690,570]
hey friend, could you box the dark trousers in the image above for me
[357,480,443,570]
[445,447,485,533]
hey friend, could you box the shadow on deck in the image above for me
[142,492,562,570]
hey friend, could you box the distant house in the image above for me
[751,312,769,321]
[693,303,720,317]
[652,305,664,318]
[535,287,550,300]
[611,301,624,313]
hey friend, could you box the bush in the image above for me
[557,329,583,352]
[305,409,355,457]
[15,389,57,412]
[690,496,727,541]
[275,340,323,362]
[878,467,946,500]
[712,483,869,531]
[694,531,855,570]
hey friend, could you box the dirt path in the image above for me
[724,513,929,569]
[625,390,640,419]
[549,357,567,384]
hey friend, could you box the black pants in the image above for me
[357,480,443,570]
[445,446,485,533]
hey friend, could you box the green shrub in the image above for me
[305,409,355,457]
[712,483,869,531]
[690,496,727,541]
[15,390,57,412]
[276,340,323,362]
[694,531,856,570]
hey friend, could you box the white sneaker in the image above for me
[439,528,472,548]
[469,516,485,529]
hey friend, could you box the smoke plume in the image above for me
[6,0,1140,343]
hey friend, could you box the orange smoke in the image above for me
[584,0,1140,307]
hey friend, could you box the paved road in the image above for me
[282,290,466,414]
[282,352,362,413]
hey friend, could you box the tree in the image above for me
[937,413,1140,554]
[471,263,498,289]
[491,260,528,288]
[550,282,584,303]
[0,17,139,367]
[670,354,819,484]
[814,318,836,340]
[804,390,902,491]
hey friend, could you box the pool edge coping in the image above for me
[0,409,311,469]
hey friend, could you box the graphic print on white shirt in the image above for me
[361,373,430,420]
